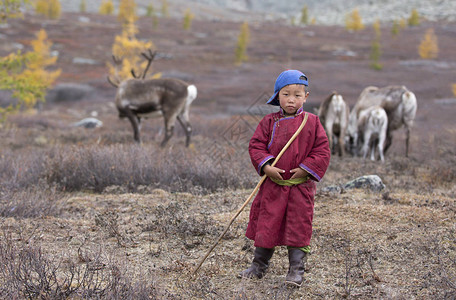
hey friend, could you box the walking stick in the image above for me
[192,112,309,276]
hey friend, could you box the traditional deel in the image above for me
[246,108,330,248]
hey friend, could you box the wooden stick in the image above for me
[191,113,309,276]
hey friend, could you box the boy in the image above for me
[239,70,330,287]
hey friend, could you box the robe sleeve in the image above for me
[299,115,331,182]
[249,116,275,175]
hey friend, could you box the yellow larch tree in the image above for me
[418,28,438,59]
[99,0,114,15]
[34,0,61,19]
[235,21,250,65]
[0,29,60,119]
[345,8,364,31]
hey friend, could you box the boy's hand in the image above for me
[290,167,309,179]
[263,164,285,181]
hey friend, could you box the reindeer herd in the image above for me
[106,48,416,162]
[318,85,417,162]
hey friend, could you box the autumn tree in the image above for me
[79,0,86,13]
[391,20,400,37]
[161,0,169,18]
[408,8,420,26]
[108,16,157,83]
[0,29,61,120]
[183,8,194,30]
[35,0,61,19]
[99,0,114,15]
[300,5,308,25]
[235,21,250,65]
[345,8,364,31]
[0,0,29,22]
[370,19,382,70]
[452,84,456,97]
[418,28,438,59]
[118,0,137,25]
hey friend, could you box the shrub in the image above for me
[419,28,438,59]
[345,8,364,31]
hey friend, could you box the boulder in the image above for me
[46,83,94,103]
[72,117,103,129]
[342,175,385,192]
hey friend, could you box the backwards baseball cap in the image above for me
[266,70,309,106]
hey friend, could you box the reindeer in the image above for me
[318,92,349,157]
[347,85,417,157]
[108,49,197,147]
[357,106,388,162]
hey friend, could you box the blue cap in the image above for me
[266,70,309,106]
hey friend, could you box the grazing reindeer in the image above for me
[318,92,349,157]
[108,49,197,147]
[347,85,417,157]
[358,106,388,162]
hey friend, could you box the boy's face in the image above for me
[278,84,309,115]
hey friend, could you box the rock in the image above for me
[46,83,94,103]
[72,117,103,129]
[343,175,385,192]
[320,185,342,194]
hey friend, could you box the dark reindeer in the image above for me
[108,49,197,147]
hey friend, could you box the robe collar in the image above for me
[279,105,304,118]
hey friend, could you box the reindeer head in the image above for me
[107,48,157,88]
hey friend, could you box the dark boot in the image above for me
[238,247,274,279]
[285,248,308,287]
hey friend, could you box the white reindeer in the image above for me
[358,106,388,162]
[318,92,349,157]
[108,50,197,147]
[347,85,417,157]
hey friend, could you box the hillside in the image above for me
[0,7,456,300]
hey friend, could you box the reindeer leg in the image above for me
[161,116,176,147]
[405,127,410,157]
[177,115,192,147]
[124,109,141,143]
[384,130,393,155]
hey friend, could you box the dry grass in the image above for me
[0,109,455,299]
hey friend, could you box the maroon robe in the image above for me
[246,107,330,248]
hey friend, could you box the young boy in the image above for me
[239,70,330,287]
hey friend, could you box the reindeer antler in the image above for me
[107,55,123,88]
[131,49,157,79]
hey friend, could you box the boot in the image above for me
[238,247,274,279]
[285,248,308,287]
